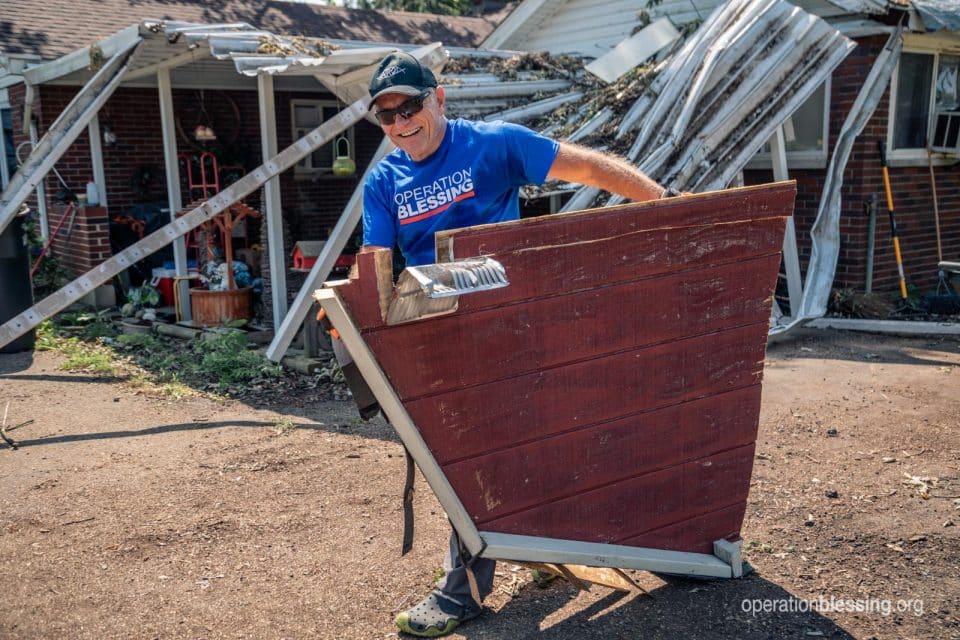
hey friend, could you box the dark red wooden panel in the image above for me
[436,182,796,261]
[456,217,786,314]
[618,502,748,554]
[368,254,779,400]
[325,182,795,554]
[444,385,762,524]
[480,444,756,546]
[409,322,768,465]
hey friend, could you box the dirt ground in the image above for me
[1,327,959,640]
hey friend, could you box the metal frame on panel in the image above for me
[314,287,484,554]
[481,532,738,578]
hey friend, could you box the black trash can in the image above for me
[0,213,36,353]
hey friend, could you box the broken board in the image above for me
[316,181,795,576]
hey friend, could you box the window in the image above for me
[749,80,829,169]
[291,100,355,175]
[1,106,14,188]
[889,47,960,159]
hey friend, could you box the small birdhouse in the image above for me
[292,241,326,269]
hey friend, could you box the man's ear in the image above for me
[434,86,445,114]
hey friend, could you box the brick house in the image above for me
[0,0,497,325]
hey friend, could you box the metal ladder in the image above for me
[0,98,370,350]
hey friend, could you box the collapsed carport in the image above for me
[3,0,940,357]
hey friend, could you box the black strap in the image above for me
[453,526,487,605]
[401,446,416,555]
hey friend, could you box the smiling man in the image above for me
[360,51,672,637]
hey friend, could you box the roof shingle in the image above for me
[0,0,499,60]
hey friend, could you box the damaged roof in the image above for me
[4,0,853,210]
[454,0,855,203]
[0,0,499,60]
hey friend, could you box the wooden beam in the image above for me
[23,25,141,86]
[482,0,552,49]
[264,138,390,362]
[519,562,642,592]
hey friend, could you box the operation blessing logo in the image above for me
[394,168,475,225]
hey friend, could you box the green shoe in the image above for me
[395,591,481,637]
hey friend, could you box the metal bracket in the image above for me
[713,538,744,578]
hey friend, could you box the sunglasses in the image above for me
[374,90,433,126]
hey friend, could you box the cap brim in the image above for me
[369,85,424,103]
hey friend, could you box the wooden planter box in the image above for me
[189,287,253,326]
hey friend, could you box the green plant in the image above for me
[196,330,281,387]
[21,213,69,298]
[54,336,117,374]
[272,416,298,435]
[121,284,160,318]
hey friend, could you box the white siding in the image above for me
[498,0,649,58]
[647,0,724,26]
[490,0,857,57]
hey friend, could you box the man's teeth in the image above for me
[399,127,422,138]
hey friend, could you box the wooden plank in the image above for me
[435,181,796,262]
[456,217,786,314]
[444,385,761,523]
[618,502,748,555]
[337,218,785,334]
[480,444,755,548]
[407,323,768,465]
[519,563,642,592]
[334,249,393,329]
[367,254,780,400]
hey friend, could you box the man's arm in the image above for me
[547,142,665,202]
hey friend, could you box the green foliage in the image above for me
[42,317,287,395]
[195,330,282,387]
[122,284,160,317]
[38,325,117,374]
[21,212,69,299]
[272,416,298,435]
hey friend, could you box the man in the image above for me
[361,51,673,637]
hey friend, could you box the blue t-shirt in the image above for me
[362,118,559,266]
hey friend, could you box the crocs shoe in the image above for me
[395,591,481,637]
[530,568,558,587]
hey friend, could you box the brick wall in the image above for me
[746,35,960,299]
[47,205,110,276]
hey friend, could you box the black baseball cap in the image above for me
[368,52,438,103]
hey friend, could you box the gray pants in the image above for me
[435,529,496,606]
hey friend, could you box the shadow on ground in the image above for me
[462,573,855,639]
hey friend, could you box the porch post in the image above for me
[87,116,108,210]
[157,67,190,319]
[28,121,50,240]
[770,124,802,318]
[257,72,287,326]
